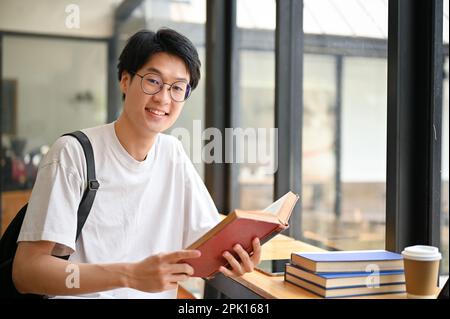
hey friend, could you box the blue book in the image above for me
[290,250,404,273]
[284,271,406,298]
[285,263,405,289]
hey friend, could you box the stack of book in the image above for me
[284,250,406,298]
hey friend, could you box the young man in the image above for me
[12,29,261,299]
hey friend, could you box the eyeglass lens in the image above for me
[141,73,190,102]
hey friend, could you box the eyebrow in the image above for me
[145,67,188,82]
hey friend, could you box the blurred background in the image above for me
[0,0,448,298]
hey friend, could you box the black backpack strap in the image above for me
[62,131,99,240]
[0,131,99,299]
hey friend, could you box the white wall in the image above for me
[0,0,121,38]
[3,36,107,152]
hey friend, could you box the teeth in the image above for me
[147,108,166,116]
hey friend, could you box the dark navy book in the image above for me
[290,250,404,273]
[285,263,405,289]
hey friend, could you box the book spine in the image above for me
[259,226,284,246]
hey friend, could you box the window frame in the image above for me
[203,0,446,255]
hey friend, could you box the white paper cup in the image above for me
[401,245,441,299]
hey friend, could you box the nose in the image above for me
[153,84,171,104]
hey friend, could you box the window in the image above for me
[1,35,107,234]
[301,0,388,250]
[1,36,107,192]
[238,50,275,210]
[237,0,275,210]
[302,54,337,245]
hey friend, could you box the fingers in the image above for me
[162,250,201,263]
[222,251,244,276]
[233,244,254,273]
[169,263,195,276]
[219,265,236,277]
[220,238,261,277]
[169,274,190,283]
[250,238,261,265]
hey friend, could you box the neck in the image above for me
[114,115,157,162]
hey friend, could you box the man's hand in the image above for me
[127,250,201,292]
[219,237,261,277]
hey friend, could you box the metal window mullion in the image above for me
[427,0,443,251]
[334,55,343,219]
[205,0,237,214]
[226,0,240,211]
[275,0,303,239]
[386,0,443,252]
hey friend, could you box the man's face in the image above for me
[120,52,190,136]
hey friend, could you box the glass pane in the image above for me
[302,54,337,245]
[144,0,205,24]
[239,50,275,210]
[238,0,275,210]
[1,36,107,233]
[301,0,388,251]
[444,0,449,45]
[237,0,275,30]
[340,56,387,249]
[304,0,387,38]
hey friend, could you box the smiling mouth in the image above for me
[145,107,169,116]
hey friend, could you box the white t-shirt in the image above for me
[17,122,220,299]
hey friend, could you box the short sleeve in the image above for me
[17,137,85,256]
[177,141,221,248]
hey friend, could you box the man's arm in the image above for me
[13,241,201,296]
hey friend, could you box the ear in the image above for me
[119,71,131,96]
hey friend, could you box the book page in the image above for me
[262,193,289,215]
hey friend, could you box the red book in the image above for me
[182,191,299,278]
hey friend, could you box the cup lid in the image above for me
[401,245,442,261]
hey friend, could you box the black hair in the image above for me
[117,28,201,100]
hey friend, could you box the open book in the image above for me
[182,191,299,278]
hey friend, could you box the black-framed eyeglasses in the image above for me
[130,71,192,102]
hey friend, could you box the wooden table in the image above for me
[205,233,407,299]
